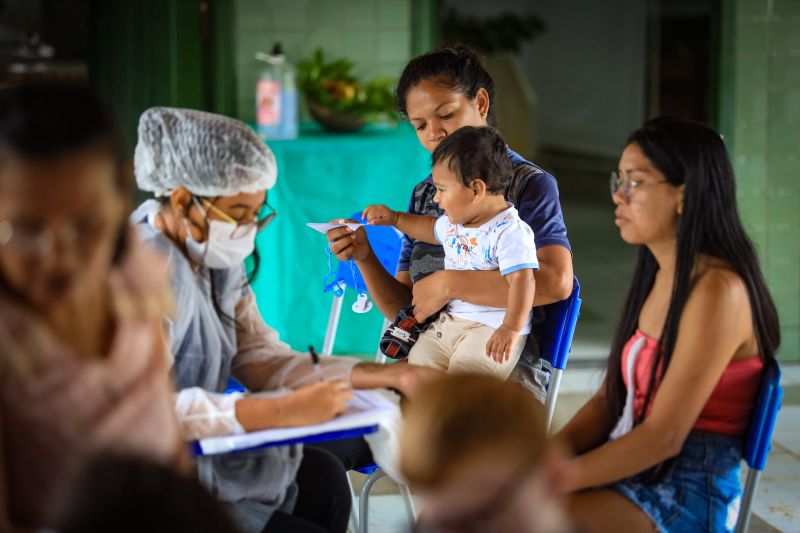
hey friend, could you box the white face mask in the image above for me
[184,201,257,269]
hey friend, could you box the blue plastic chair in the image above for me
[735,357,783,533]
[534,277,582,430]
[321,213,403,356]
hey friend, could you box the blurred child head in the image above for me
[400,373,570,533]
[429,126,512,225]
[56,454,240,533]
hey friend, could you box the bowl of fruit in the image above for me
[298,49,397,132]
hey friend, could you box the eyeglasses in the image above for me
[198,198,277,239]
[610,171,669,203]
[0,217,100,255]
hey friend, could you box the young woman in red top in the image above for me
[557,117,780,532]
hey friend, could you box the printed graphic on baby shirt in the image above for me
[445,228,480,265]
[442,228,481,268]
[436,208,532,271]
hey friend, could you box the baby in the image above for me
[399,373,573,533]
[364,126,537,379]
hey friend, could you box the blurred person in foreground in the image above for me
[0,84,183,530]
[399,373,574,533]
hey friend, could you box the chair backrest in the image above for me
[534,277,582,371]
[743,357,783,471]
[333,212,404,293]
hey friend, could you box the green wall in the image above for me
[232,0,415,123]
[720,0,800,361]
[89,0,208,152]
[90,0,434,149]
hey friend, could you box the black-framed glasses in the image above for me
[610,171,668,203]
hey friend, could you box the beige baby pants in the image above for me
[407,312,526,379]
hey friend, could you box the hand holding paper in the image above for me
[306,221,364,234]
[315,218,372,262]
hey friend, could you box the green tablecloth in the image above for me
[251,123,430,355]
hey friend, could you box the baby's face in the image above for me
[431,162,478,225]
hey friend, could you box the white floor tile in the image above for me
[352,494,418,533]
[750,446,800,532]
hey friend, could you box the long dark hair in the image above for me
[395,45,497,126]
[605,117,780,476]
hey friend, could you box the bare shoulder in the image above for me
[690,261,750,317]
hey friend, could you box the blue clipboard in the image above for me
[192,423,380,456]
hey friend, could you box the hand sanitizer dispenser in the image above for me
[255,43,298,140]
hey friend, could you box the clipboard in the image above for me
[193,389,397,456]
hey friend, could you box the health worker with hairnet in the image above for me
[130,107,436,533]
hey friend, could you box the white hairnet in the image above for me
[134,107,277,197]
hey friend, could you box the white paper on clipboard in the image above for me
[196,389,398,455]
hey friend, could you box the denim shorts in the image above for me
[611,431,744,532]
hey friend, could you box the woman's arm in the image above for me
[513,169,573,303]
[231,291,359,391]
[175,382,352,439]
[230,289,441,397]
[350,361,443,398]
[411,245,573,322]
[234,381,352,432]
[532,245,574,304]
[555,385,614,455]
[563,270,752,491]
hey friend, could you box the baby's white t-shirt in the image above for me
[433,203,538,333]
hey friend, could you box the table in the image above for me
[250,123,430,355]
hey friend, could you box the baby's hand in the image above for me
[362,204,399,226]
[485,324,520,363]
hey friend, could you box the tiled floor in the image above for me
[752,411,800,531]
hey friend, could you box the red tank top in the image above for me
[621,329,763,436]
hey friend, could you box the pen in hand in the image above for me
[309,345,323,382]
